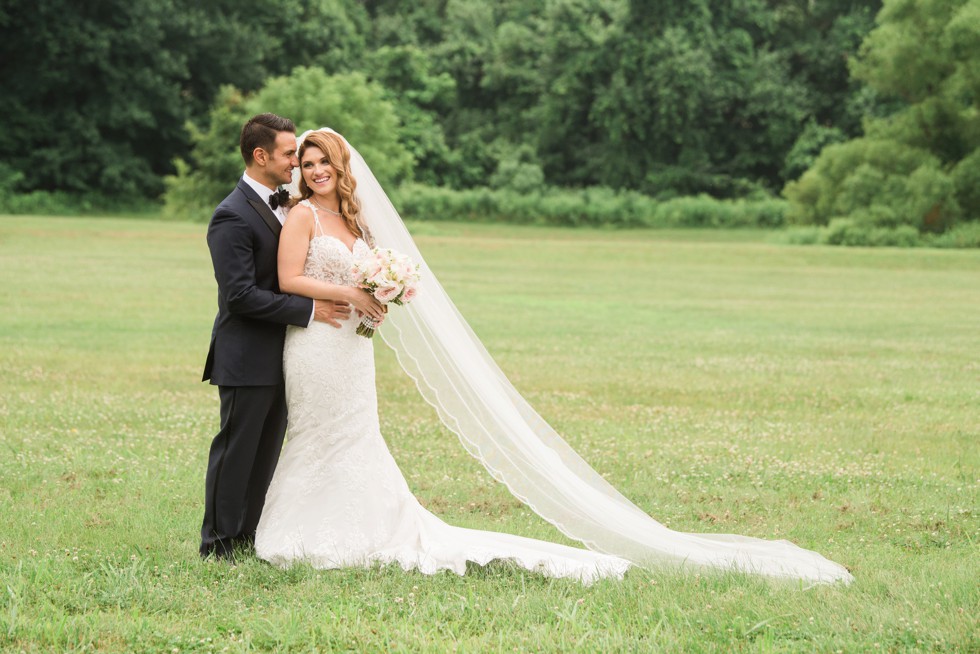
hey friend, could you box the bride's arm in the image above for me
[278,205,386,321]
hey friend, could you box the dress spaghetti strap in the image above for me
[303,199,325,238]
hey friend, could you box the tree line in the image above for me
[2,0,977,244]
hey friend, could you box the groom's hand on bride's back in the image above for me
[313,300,352,328]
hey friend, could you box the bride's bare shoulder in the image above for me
[285,202,314,226]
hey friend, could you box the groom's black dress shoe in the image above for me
[200,537,236,562]
[201,533,257,563]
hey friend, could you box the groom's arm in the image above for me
[207,210,313,326]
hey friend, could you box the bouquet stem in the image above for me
[356,319,377,338]
[356,307,387,339]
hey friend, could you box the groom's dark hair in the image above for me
[240,113,296,165]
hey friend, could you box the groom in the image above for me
[200,112,350,559]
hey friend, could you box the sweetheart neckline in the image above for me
[310,233,364,256]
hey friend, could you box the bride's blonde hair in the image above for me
[297,131,363,239]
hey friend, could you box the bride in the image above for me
[254,129,853,585]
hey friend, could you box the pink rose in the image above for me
[400,286,417,303]
[374,284,401,303]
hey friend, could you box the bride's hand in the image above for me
[345,287,385,322]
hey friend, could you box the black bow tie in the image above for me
[268,188,290,210]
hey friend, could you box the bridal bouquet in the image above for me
[351,248,421,338]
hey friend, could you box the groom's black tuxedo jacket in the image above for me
[203,178,313,386]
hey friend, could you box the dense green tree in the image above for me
[587,0,883,196]
[427,0,512,188]
[0,0,368,198]
[164,68,411,221]
[414,0,880,196]
[532,0,622,188]
[785,0,980,230]
[773,0,883,137]
[363,0,449,48]
[366,45,457,186]
[0,0,190,196]
[3,0,892,206]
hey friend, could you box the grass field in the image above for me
[0,215,977,652]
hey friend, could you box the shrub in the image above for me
[783,226,823,245]
[782,120,847,182]
[164,68,412,221]
[783,220,925,247]
[927,221,980,248]
[654,195,736,228]
[822,218,863,246]
[162,86,247,222]
[951,149,980,222]
[784,138,960,230]
[489,143,546,194]
[820,219,922,247]
[746,198,790,228]
[393,185,786,229]
[0,164,157,215]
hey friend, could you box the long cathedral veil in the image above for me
[293,129,853,584]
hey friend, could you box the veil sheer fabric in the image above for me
[291,129,853,584]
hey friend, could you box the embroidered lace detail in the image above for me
[302,236,371,285]
[296,198,371,285]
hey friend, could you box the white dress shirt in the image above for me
[242,171,287,225]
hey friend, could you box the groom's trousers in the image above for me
[200,383,287,558]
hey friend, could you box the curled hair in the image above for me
[240,113,296,165]
[297,131,363,239]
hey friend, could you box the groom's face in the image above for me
[263,131,299,186]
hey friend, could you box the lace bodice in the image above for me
[299,200,371,285]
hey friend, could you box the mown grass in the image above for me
[0,215,977,652]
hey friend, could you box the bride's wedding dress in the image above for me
[254,203,632,583]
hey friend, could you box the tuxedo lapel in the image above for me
[236,179,282,237]
[249,198,283,237]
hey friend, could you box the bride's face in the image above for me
[301,146,338,198]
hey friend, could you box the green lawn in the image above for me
[0,215,977,652]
